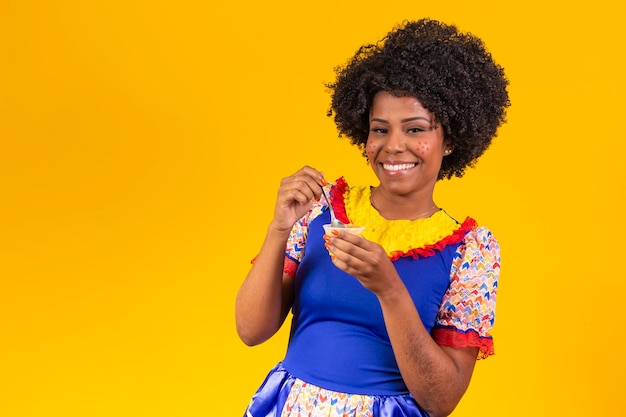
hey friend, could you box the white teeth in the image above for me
[382,163,416,171]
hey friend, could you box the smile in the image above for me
[382,163,417,171]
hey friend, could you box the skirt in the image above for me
[244,362,429,417]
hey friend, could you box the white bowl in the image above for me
[322,224,365,236]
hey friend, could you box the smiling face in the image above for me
[366,91,450,200]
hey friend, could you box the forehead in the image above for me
[370,91,431,117]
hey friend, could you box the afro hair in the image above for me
[327,18,510,179]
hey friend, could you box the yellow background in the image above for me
[1,1,624,415]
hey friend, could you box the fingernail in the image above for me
[331,230,339,236]
[324,242,330,249]
[321,178,327,186]
[323,235,330,241]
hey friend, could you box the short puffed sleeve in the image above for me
[282,195,327,278]
[251,184,332,278]
[431,226,500,359]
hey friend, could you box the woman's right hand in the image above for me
[237,167,324,346]
[270,166,326,234]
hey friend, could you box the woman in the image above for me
[236,18,510,417]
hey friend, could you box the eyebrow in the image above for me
[370,116,431,123]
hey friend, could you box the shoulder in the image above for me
[455,223,500,267]
[464,224,498,245]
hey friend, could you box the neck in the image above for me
[370,187,439,221]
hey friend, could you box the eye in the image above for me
[370,127,388,134]
[407,127,427,134]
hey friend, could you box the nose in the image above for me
[384,131,406,154]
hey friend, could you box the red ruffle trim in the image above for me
[284,257,298,279]
[431,326,494,360]
[389,217,477,261]
[333,177,477,261]
[331,177,350,224]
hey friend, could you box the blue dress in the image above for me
[244,179,499,416]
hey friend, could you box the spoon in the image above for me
[321,186,345,228]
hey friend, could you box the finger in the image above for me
[295,177,323,201]
[330,254,348,272]
[288,181,320,204]
[328,230,372,253]
[327,239,371,269]
[279,176,319,203]
[284,171,325,198]
[282,166,324,185]
[329,250,370,280]
[278,186,315,207]
[297,165,327,187]
[328,229,366,244]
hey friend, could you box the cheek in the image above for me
[414,141,430,156]
[366,143,378,159]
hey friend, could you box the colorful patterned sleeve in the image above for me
[282,196,327,278]
[431,226,500,359]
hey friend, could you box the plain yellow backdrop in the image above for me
[1,1,624,416]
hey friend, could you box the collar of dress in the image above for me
[330,177,476,260]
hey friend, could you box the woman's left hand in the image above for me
[324,230,399,295]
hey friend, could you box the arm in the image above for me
[235,166,326,346]
[235,228,295,346]
[376,279,478,417]
[326,231,480,417]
